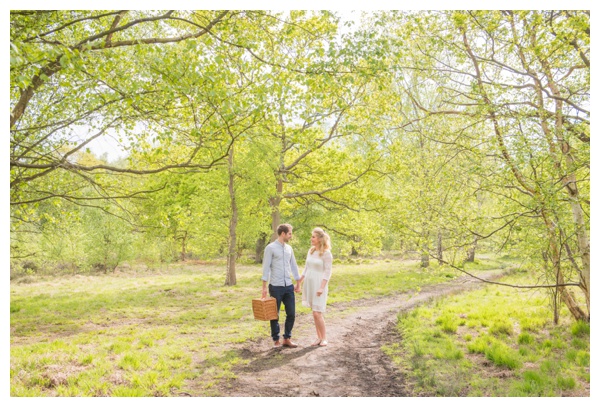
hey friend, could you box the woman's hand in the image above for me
[316,288,324,296]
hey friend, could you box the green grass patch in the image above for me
[384,271,590,396]
[571,320,590,337]
[12,258,494,396]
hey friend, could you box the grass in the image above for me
[383,271,590,396]
[11,256,496,396]
[12,254,583,397]
[10,262,263,396]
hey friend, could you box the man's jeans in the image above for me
[268,284,295,341]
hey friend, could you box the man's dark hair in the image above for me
[277,223,292,236]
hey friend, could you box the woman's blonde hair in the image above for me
[309,227,331,255]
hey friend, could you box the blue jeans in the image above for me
[268,284,295,341]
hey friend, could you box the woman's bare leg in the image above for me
[313,311,326,343]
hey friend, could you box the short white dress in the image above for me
[302,249,333,312]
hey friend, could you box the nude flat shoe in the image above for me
[319,339,328,346]
[311,338,322,346]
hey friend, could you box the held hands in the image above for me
[294,276,304,293]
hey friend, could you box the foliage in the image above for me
[10,10,590,324]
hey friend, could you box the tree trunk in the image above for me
[538,54,590,315]
[436,229,443,265]
[180,231,187,261]
[225,147,237,286]
[563,173,590,315]
[269,174,283,243]
[466,236,477,262]
[255,232,267,264]
[420,229,429,268]
[541,209,588,322]
[420,251,429,268]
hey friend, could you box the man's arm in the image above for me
[261,244,272,298]
[290,248,300,281]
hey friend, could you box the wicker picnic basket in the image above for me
[252,297,278,321]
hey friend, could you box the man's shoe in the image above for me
[273,340,282,348]
[282,338,298,348]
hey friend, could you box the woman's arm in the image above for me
[317,251,333,296]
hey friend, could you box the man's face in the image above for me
[282,230,293,243]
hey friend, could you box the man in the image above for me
[261,223,301,348]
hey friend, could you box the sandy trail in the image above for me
[213,269,507,397]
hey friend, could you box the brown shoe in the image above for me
[282,338,298,348]
[273,340,282,348]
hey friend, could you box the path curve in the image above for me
[215,269,508,397]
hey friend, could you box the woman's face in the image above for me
[310,233,320,247]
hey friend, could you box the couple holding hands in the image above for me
[261,224,332,348]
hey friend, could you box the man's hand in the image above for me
[261,287,268,299]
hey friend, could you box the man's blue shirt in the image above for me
[261,240,300,286]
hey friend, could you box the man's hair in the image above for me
[277,223,293,236]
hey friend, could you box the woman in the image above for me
[296,227,333,346]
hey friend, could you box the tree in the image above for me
[387,10,589,321]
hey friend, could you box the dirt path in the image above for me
[214,269,508,397]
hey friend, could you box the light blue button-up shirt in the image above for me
[261,240,300,286]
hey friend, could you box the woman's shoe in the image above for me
[311,338,322,346]
[319,339,328,346]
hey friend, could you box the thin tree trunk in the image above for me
[541,209,588,321]
[466,236,477,262]
[225,147,237,286]
[420,251,429,268]
[180,231,187,261]
[255,232,267,264]
[420,228,429,268]
[420,236,429,268]
[563,173,590,314]
[437,229,443,265]
[269,172,283,243]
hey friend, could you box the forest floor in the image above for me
[209,269,509,397]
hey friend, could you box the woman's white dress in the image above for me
[302,249,333,312]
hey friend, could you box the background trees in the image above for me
[10,10,590,321]
[382,10,589,321]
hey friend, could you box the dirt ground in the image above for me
[213,269,509,397]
